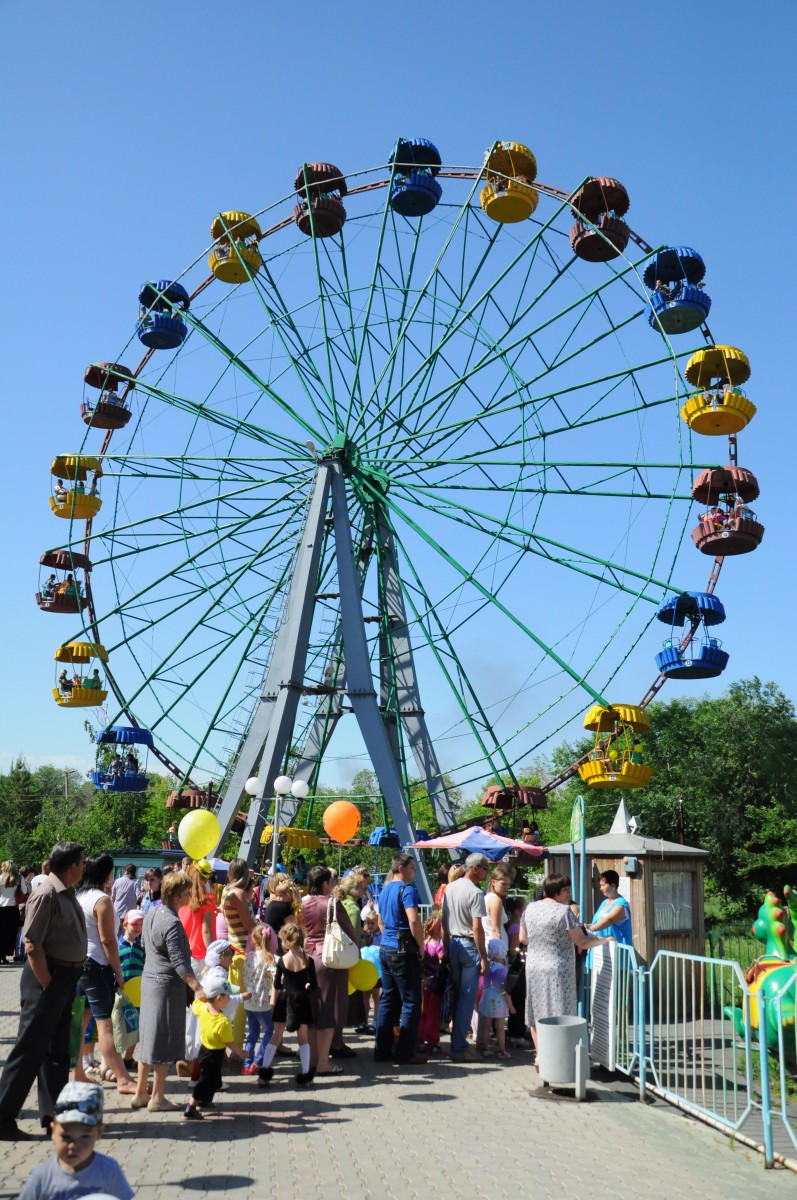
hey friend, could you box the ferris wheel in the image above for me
[41,139,763,899]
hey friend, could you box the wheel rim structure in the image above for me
[47,142,738,887]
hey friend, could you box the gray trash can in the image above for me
[536,1015,589,1098]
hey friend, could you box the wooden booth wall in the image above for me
[547,852,705,968]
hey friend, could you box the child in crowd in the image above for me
[417,913,445,1054]
[355,910,382,1034]
[118,909,145,981]
[505,896,525,956]
[19,1082,133,1200]
[258,922,317,1088]
[478,937,514,1059]
[114,909,145,1072]
[184,976,245,1120]
[242,923,277,1074]
[504,897,528,1047]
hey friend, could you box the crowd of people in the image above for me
[0,839,634,1195]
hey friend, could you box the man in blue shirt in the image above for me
[374,854,426,1066]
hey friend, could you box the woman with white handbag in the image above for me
[301,866,359,1076]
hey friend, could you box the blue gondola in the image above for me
[389,138,443,217]
[644,246,711,334]
[137,280,190,349]
[655,591,729,680]
[92,724,153,792]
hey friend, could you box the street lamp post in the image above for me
[244,774,310,875]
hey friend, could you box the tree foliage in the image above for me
[519,677,797,916]
[0,758,178,865]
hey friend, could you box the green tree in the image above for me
[537,678,797,914]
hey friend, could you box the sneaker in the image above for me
[354,1024,370,1034]
[183,1105,203,1121]
[295,1071,314,1087]
[258,1067,274,1088]
[241,1064,259,1075]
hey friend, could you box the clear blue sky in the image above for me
[2,1,793,786]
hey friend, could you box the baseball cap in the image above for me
[125,910,144,926]
[53,1082,104,1127]
[203,974,232,1000]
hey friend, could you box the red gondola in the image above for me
[36,549,91,614]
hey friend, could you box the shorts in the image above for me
[77,956,117,1020]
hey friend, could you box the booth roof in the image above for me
[546,798,707,858]
[545,832,707,858]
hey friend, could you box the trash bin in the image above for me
[536,1015,589,1098]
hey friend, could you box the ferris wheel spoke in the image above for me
[367,482,613,706]
[367,246,656,452]
[241,255,348,432]
[376,348,685,460]
[390,536,519,786]
[104,524,298,735]
[180,308,332,443]
[356,195,609,444]
[347,174,488,442]
[88,476,309,552]
[398,482,675,600]
[391,300,649,462]
[128,376,311,457]
[86,496,307,638]
[342,164,411,432]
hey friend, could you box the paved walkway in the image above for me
[0,964,793,1200]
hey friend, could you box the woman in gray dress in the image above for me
[520,874,606,1055]
[132,872,206,1112]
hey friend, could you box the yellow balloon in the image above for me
[348,958,379,992]
[123,975,142,1008]
[347,980,356,995]
[178,809,221,860]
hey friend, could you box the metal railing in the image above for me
[590,947,797,1170]
[646,951,755,1133]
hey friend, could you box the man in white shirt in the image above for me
[442,853,490,1061]
[29,861,50,890]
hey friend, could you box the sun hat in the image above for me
[195,858,213,878]
[53,1082,104,1126]
[205,939,233,967]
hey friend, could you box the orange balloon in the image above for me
[322,800,361,844]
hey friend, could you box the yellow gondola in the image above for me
[582,703,650,733]
[480,141,539,224]
[208,211,263,283]
[53,641,109,708]
[578,702,653,789]
[577,759,653,790]
[50,455,103,519]
[680,346,756,435]
[260,826,322,850]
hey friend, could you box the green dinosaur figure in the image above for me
[724,887,797,1054]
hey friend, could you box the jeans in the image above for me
[244,1010,273,1067]
[449,937,481,1054]
[374,947,421,1062]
